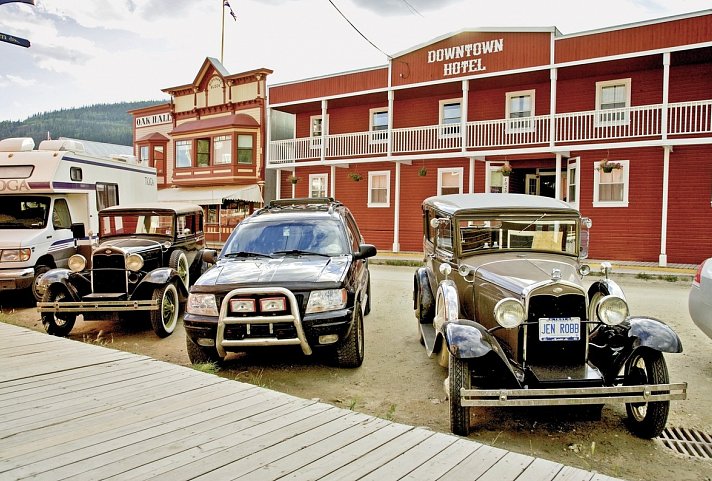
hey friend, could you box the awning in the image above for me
[156,185,262,205]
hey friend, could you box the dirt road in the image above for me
[1,265,710,481]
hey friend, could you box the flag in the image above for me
[224,0,236,21]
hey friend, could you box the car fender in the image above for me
[135,268,189,297]
[37,267,71,290]
[628,316,683,353]
[587,278,626,302]
[413,267,434,323]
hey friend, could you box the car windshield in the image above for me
[99,212,175,238]
[457,216,579,255]
[223,219,348,257]
[0,196,50,229]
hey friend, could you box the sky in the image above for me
[0,0,710,121]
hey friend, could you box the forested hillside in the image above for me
[0,101,164,147]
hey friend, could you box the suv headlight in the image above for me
[595,295,629,326]
[1,248,32,262]
[306,289,347,313]
[68,254,86,272]
[494,298,526,329]
[125,253,144,272]
[187,293,218,316]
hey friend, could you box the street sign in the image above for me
[0,31,30,48]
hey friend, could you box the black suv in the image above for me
[184,198,376,368]
[37,203,206,338]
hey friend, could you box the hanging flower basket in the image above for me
[348,172,362,182]
[500,161,512,177]
[597,159,622,173]
[418,166,427,177]
[287,174,300,185]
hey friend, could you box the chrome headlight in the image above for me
[494,298,526,329]
[187,293,218,316]
[1,248,32,262]
[306,288,347,313]
[125,253,144,272]
[595,295,629,326]
[68,254,86,272]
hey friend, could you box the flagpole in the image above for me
[220,0,225,63]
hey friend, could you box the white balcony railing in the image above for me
[268,99,712,164]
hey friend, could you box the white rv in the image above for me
[0,137,157,300]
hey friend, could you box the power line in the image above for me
[400,0,423,17]
[327,0,391,59]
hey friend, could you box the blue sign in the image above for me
[0,31,30,48]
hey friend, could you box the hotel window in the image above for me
[175,140,192,168]
[139,146,149,165]
[370,108,389,143]
[487,163,507,194]
[309,173,328,198]
[438,168,463,195]
[439,98,462,137]
[593,159,629,208]
[214,135,232,164]
[237,134,253,164]
[196,138,210,167]
[596,79,631,126]
[368,171,390,207]
[506,90,535,132]
[310,115,328,149]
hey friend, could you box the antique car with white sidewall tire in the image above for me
[37,203,207,338]
[413,193,687,438]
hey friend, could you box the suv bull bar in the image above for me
[460,383,687,407]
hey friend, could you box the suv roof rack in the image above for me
[267,197,338,208]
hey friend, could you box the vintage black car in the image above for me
[184,197,376,368]
[37,203,206,338]
[413,193,687,438]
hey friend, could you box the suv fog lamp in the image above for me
[260,297,286,312]
[197,338,215,347]
[1,248,32,262]
[230,298,256,313]
[68,254,86,272]
[494,298,526,329]
[125,253,144,272]
[187,293,218,316]
[319,334,339,344]
[596,295,629,326]
[306,288,347,313]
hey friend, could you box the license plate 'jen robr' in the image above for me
[539,317,581,341]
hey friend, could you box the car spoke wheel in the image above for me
[624,347,670,438]
[334,303,364,368]
[449,351,471,436]
[41,286,76,337]
[169,250,190,288]
[150,282,179,338]
[186,335,224,365]
[32,265,51,302]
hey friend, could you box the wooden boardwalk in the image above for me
[0,322,623,481]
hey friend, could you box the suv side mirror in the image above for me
[354,244,377,260]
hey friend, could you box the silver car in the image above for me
[689,258,712,339]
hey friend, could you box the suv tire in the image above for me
[333,303,364,368]
[186,335,225,365]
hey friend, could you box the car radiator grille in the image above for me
[525,294,587,365]
[91,254,127,294]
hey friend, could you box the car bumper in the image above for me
[37,299,159,313]
[0,268,35,290]
[458,383,687,407]
[184,287,354,357]
[689,286,712,339]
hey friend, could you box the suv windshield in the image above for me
[458,216,579,255]
[223,219,348,257]
[0,196,50,229]
[99,213,175,238]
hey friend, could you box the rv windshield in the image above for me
[0,196,50,229]
[99,212,175,238]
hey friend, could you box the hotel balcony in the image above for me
[268,99,712,166]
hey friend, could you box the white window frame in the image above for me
[567,157,581,210]
[369,107,389,144]
[309,173,328,198]
[506,89,535,133]
[438,98,462,138]
[437,167,463,195]
[368,170,390,208]
[309,114,328,149]
[593,159,629,208]
[485,161,508,193]
[595,78,631,127]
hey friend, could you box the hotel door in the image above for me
[525,172,566,198]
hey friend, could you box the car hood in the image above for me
[195,255,349,288]
[471,254,583,295]
[97,237,166,254]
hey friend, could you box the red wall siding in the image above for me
[269,68,388,105]
[669,61,712,103]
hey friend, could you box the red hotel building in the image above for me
[266,10,712,266]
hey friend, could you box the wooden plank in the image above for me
[438,444,509,480]
[471,451,535,481]
[399,438,486,480]
[553,466,596,481]
[517,458,568,481]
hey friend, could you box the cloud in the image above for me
[0,74,37,88]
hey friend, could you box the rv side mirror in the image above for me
[71,223,86,239]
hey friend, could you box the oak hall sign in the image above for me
[135,113,172,128]
[427,38,504,77]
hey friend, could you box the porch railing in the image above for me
[268,99,712,164]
